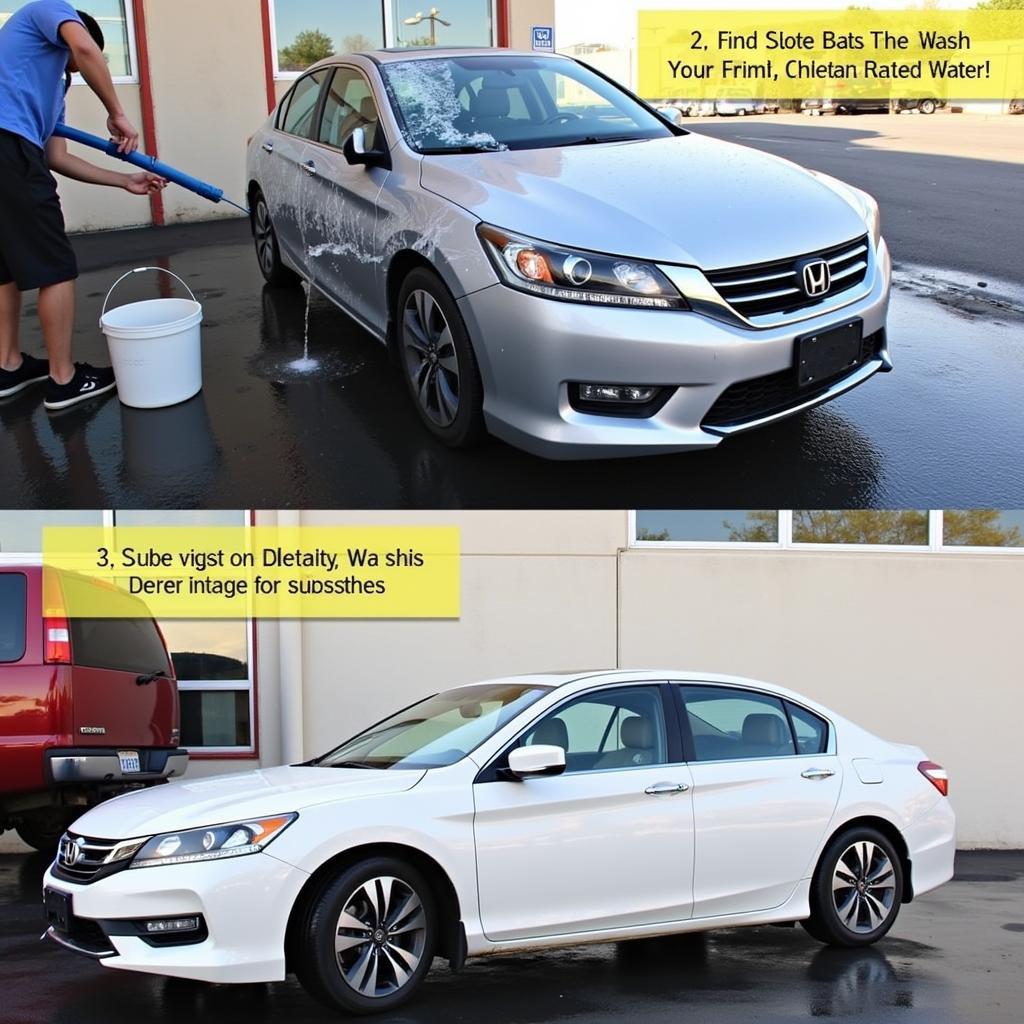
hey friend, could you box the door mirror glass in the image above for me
[343,126,389,168]
[507,744,566,779]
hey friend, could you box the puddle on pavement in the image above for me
[892,264,1024,323]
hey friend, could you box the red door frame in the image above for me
[130,0,164,225]
[496,0,510,46]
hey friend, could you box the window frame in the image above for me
[475,681,685,783]
[311,64,389,154]
[276,67,331,140]
[673,682,836,764]
[629,510,1024,555]
[67,0,140,86]
[269,0,502,81]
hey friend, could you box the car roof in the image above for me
[310,47,571,70]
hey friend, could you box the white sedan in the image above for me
[43,671,955,1015]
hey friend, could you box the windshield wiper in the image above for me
[327,760,381,770]
[419,143,505,155]
[560,135,645,148]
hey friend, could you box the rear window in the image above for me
[787,701,830,754]
[0,573,27,663]
[61,576,168,675]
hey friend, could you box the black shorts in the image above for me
[0,129,78,291]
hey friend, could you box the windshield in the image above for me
[380,55,674,154]
[314,683,550,770]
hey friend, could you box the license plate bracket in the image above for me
[796,319,864,388]
[118,750,141,773]
[44,887,72,932]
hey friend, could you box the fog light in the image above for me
[579,384,659,404]
[145,917,200,933]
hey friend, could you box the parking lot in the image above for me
[0,116,1020,510]
[0,850,1020,1024]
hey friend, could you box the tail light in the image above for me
[918,760,949,796]
[44,616,71,664]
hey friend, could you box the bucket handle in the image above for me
[101,267,199,323]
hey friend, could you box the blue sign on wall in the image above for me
[532,26,554,52]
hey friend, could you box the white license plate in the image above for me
[118,750,141,773]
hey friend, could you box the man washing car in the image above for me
[0,1,166,409]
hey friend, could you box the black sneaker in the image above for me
[44,363,117,411]
[0,353,49,399]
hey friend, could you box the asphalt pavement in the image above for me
[0,116,1021,509]
[0,849,1021,1024]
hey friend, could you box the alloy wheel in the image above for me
[403,289,461,428]
[831,841,897,934]
[255,200,276,277]
[334,876,427,998]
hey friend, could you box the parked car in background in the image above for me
[0,565,187,852]
[1009,98,1024,115]
[803,97,890,115]
[247,48,891,459]
[696,96,717,116]
[714,92,760,116]
[43,670,955,1015]
[763,99,781,113]
[895,97,944,115]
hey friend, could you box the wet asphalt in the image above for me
[0,176,1021,509]
[0,850,1021,1024]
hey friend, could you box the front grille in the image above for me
[703,329,885,429]
[51,833,138,885]
[706,235,869,319]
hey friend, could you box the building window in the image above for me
[269,0,498,78]
[271,0,386,76]
[632,511,1024,553]
[0,510,105,556]
[634,510,779,545]
[113,511,255,755]
[391,0,493,48]
[941,510,1024,549]
[1,1,140,83]
[790,510,930,548]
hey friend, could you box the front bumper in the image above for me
[42,853,308,983]
[459,238,891,459]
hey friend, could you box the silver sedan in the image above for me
[246,49,891,459]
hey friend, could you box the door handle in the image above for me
[262,142,274,154]
[644,782,689,795]
[302,160,318,177]
[801,768,836,780]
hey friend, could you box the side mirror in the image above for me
[343,127,390,169]
[656,105,684,127]
[505,744,566,780]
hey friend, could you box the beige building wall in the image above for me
[58,84,148,233]
[507,0,556,50]
[142,0,267,224]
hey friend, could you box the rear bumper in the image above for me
[906,796,957,899]
[46,748,189,786]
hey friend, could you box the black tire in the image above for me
[919,99,937,115]
[802,827,904,948]
[396,267,486,448]
[294,857,437,1016]
[252,188,301,288]
[16,812,75,854]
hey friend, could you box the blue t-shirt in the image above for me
[0,1,83,148]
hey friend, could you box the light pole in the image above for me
[403,7,451,47]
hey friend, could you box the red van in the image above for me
[0,564,188,852]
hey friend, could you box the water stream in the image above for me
[287,280,320,373]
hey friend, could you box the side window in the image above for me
[0,573,27,663]
[319,68,382,151]
[681,685,797,762]
[521,686,667,774]
[281,70,328,138]
[787,702,829,755]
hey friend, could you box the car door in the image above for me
[473,684,694,942]
[265,68,331,266]
[300,65,392,328]
[678,684,842,919]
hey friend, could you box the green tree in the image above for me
[942,510,1023,547]
[279,28,334,72]
[636,527,671,541]
[973,0,1024,9]
[725,510,779,543]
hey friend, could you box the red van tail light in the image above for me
[918,760,949,796]
[44,617,71,664]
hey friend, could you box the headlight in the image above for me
[862,193,882,249]
[477,225,688,310]
[129,814,296,868]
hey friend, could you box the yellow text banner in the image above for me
[43,526,460,619]
[638,10,1024,100]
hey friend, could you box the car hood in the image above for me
[420,133,868,270]
[69,765,426,839]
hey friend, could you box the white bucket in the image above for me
[100,266,204,409]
